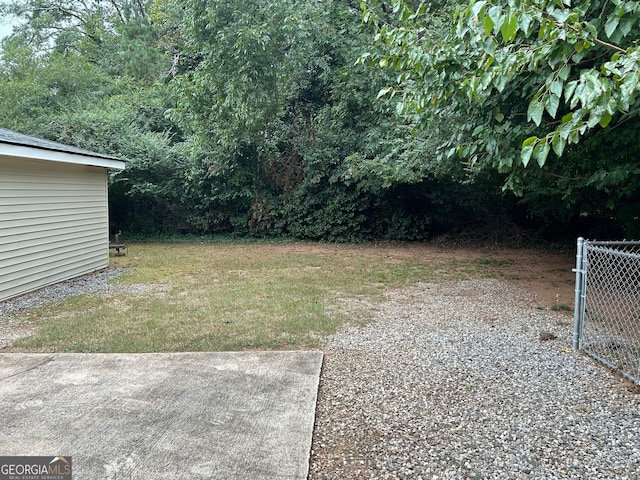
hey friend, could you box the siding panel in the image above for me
[0,156,109,302]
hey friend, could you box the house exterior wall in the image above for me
[0,155,109,302]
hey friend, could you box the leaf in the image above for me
[483,14,495,36]
[584,21,598,38]
[396,102,405,115]
[527,99,544,126]
[545,94,560,118]
[551,7,570,23]
[568,126,581,143]
[599,111,613,128]
[552,134,566,157]
[493,74,507,91]
[559,121,573,140]
[533,141,550,167]
[487,5,505,34]
[587,110,602,128]
[558,64,571,81]
[521,143,534,167]
[471,1,488,19]
[500,11,517,42]
[550,80,563,98]
[520,12,533,36]
[522,136,538,147]
[604,15,620,39]
[564,80,577,102]
[618,16,635,38]
[377,87,393,99]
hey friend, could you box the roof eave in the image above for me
[0,143,126,170]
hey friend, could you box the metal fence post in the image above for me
[573,237,585,350]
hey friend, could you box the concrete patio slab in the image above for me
[0,351,323,479]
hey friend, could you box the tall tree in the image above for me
[363,0,640,175]
[0,0,167,80]
[363,0,640,235]
[166,0,330,147]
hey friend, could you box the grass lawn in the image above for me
[9,242,573,353]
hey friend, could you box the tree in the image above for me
[0,2,186,233]
[166,0,332,148]
[362,0,640,237]
[0,0,167,80]
[0,48,114,134]
[363,0,640,189]
[0,0,557,240]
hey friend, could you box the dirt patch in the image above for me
[461,247,576,308]
[270,242,576,310]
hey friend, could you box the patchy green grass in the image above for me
[550,303,573,312]
[10,242,571,353]
[12,243,482,353]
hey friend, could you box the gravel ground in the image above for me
[2,273,639,477]
[309,279,640,479]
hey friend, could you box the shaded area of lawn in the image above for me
[9,243,574,352]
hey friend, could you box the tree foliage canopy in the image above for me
[363,0,640,198]
[0,0,636,241]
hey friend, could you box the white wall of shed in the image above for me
[0,155,109,302]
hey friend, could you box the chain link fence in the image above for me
[573,238,640,385]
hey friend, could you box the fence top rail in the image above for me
[585,240,640,246]
[586,244,640,261]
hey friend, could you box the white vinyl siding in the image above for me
[0,156,109,302]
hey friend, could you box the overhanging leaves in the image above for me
[364,0,640,189]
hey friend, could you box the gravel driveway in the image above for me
[309,279,640,479]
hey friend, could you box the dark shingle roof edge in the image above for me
[0,128,125,163]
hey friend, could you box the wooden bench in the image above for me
[109,243,127,256]
[109,231,127,256]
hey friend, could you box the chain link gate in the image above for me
[573,238,640,385]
